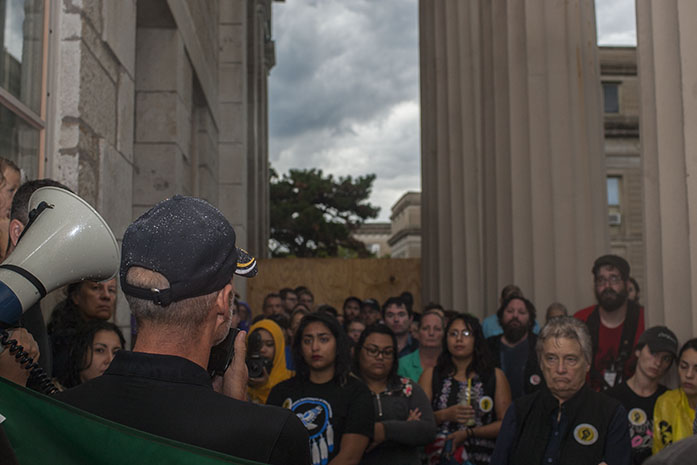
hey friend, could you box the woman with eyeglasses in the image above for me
[353,324,436,465]
[267,312,374,465]
[419,314,511,465]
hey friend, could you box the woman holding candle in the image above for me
[419,314,511,465]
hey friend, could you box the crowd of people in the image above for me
[0,175,696,464]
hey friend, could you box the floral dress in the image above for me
[425,371,497,465]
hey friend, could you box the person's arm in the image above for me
[449,368,512,445]
[327,433,370,465]
[381,383,437,446]
[489,405,517,465]
[602,405,631,465]
[0,328,39,386]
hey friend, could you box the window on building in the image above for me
[0,0,47,179]
[370,243,380,256]
[602,82,620,114]
[607,176,620,206]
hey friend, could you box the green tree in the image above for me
[269,167,380,257]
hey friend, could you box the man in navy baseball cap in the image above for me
[55,196,310,464]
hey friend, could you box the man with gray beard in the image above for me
[574,255,645,391]
[487,295,544,399]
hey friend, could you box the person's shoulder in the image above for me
[573,305,595,321]
[656,387,681,404]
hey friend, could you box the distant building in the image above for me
[353,222,391,257]
[388,191,421,258]
[599,46,643,290]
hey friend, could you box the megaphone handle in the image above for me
[0,328,58,395]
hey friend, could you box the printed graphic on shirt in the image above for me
[479,396,494,413]
[574,423,599,445]
[285,397,334,465]
[657,420,673,447]
[626,407,653,451]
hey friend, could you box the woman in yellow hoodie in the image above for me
[653,338,697,454]
[247,319,293,404]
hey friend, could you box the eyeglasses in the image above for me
[362,345,395,359]
[447,330,472,339]
[595,275,623,286]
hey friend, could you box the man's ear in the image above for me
[214,283,234,321]
[9,219,24,247]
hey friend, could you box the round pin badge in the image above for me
[574,423,599,445]
[479,396,494,413]
[529,374,541,385]
[628,408,647,426]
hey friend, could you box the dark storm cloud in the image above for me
[269,0,420,220]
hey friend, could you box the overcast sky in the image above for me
[269,0,637,221]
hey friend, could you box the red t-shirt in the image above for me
[574,304,645,391]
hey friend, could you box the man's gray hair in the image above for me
[125,267,218,331]
[536,316,593,365]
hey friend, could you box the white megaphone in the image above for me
[0,187,120,324]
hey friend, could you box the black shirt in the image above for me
[267,375,374,465]
[500,341,529,399]
[607,381,667,464]
[54,351,310,465]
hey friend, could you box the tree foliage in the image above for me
[269,168,380,257]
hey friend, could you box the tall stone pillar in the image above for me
[636,0,697,342]
[420,0,608,315]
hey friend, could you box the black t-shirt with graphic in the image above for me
[606,381,667,464]
[267,375,374,465]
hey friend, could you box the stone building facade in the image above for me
[1,0,279,342]
[599,47,644,291]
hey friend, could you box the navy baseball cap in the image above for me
[120,195,257,306]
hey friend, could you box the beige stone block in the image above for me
[198,166,218,204]
[132,143,180,205]
[218,184,247,225]
[60,8,82,40]
[219,0,245,24]
[58,42,82,116]
[79,48,117,144]
[219,102,244,143]
[177,45,193,113]
[219,63,243,102]
[177,99,192,159]
[53,151,80,193]
[219,24,245,63]
[117,72,135,162]
[218,142,245,183]
[102,0,137,76]
[59,121,80,150]
[97,140,133,239]
[81,13,119,83]
[135,28,178,91]
[81,0,103,34]
[135,92,177,143]
[176,148,193,196]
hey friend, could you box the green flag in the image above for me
[0,377,262,464]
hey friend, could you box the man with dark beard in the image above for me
[574,254,645,391]
[487,295,544,399]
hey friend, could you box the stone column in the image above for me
[420,0,608,316]
[636,0,697,342]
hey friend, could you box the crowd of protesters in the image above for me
[0,178,696,464]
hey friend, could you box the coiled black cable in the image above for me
[0,327,58,395]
